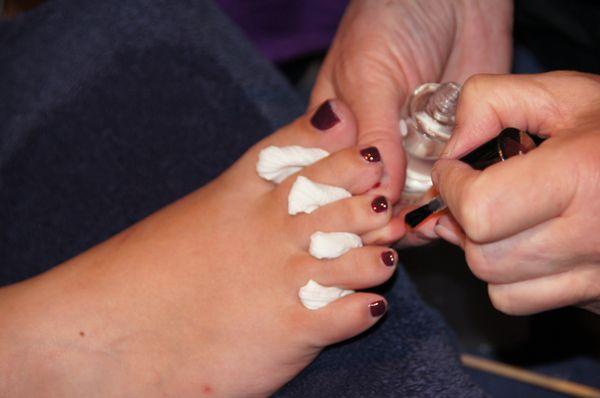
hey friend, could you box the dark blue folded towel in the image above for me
[0,0,483,396]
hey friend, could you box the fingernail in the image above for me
[381,250,396,266]
[310,100,340,131]
[414,230,437,241]
[360,146,381,162]
[435,215,461,246]
[436,214,452,228]
[369,300,387,317]
[371,196,388,213]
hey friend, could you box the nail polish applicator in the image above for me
[404,128,539,228]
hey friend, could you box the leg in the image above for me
[0,0,303,285]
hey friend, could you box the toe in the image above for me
[296,246,397,290]
[306,293,388,347]
[360,135,406,204]
[295,195,391,237]
[277,146,384,196]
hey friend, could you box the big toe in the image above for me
[233,99,359,189]
[254,99,358,156]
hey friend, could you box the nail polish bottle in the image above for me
[400,82,461,204]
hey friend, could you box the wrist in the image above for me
[455,0,513,47]
[452,0,514,76]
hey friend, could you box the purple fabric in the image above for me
[216,0,348,62]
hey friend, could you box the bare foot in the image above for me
[0,100,397,397]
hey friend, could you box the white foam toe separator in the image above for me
[309,231,363,259]
[298,231,361,309]
[257,145,329,183]
[288,176,351,215]
[298,280,354,310]
[254,145,359,310]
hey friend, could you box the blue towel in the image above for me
[0,0,483,396]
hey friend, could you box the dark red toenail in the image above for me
[381,251,396,266]
[369,300,387,317]
[360,146,381,162]
[371,196,388,213]
[310,100,340,131]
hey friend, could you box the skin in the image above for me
[0,100,397,397]
[311,0,513,245]
[430,71,600,315]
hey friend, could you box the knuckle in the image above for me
[462,74,494,100]
[456,184,491,242]
[572,268,600,305]
[465,244,497,282]
[488,285,518,315]
[546,70,600,89]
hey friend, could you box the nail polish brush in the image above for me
[404,128,538,228]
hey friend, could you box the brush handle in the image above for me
[405,196,446,228]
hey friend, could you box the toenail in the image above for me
[310,100,340,131]
[369,300,387,317]
[360,146,381,162]
[371,196,388,213]
[381,250,396,266]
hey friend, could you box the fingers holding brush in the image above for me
[431,140,577,244]
[411,71,600,315]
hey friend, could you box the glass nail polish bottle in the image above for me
[400,82,461,204]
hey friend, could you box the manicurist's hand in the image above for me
[310,0,513,244]
[432,71,600,315]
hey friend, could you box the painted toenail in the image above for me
[369,300,387,317]
[360,146,381,162]
[381,250,396,266]
[310,100,340,131]
[371,196,388,213]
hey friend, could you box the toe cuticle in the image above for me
[371,196,388,213]
[360,146,381,163]
[381,250,396,267]
[369,300,387,317]
[310,100,340,131]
